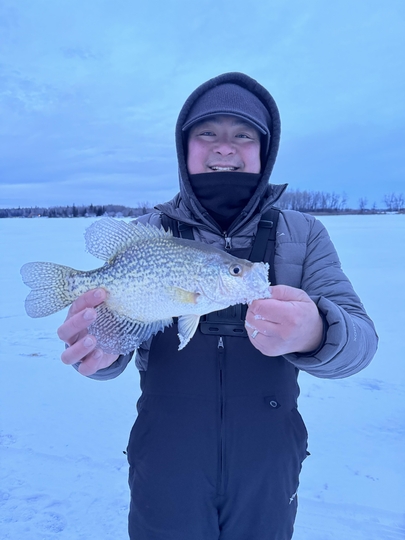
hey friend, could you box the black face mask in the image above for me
[189,172,261,231]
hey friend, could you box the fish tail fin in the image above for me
[20,262,77,318]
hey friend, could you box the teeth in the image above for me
[211,167,236,171]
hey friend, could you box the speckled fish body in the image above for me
[21,218,270,353]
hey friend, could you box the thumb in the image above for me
[269,284,310,303]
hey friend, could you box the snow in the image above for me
[1,215,404,539]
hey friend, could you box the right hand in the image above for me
[57,288,119,376]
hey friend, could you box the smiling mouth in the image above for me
[209,166,239,171]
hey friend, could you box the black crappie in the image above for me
[20,218,271,353]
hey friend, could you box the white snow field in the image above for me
[0,214,404,539]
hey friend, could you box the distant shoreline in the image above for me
[2,211,405,219]
[2,188,404,217]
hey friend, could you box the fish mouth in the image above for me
[244,263,271,301]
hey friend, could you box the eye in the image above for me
[229,264,243,276]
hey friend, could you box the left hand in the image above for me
[245,284,324,356]
[57,288,120,376]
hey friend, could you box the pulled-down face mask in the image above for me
[189,172,261,231]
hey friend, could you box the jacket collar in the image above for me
[155,182,288,236]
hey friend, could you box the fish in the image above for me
[20,218,271,353]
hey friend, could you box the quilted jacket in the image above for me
[88,72,377,381]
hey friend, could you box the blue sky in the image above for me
[1,0,404,209]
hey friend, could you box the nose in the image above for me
[213,134,235,155]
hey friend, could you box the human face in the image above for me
[187,115,261,174]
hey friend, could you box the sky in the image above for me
[0,0,404,210]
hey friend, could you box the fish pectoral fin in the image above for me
[177,314,201,350]
[171,287,200,304]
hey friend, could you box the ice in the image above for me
[1,215,404,539]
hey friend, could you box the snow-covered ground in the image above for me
[1,215,404,539]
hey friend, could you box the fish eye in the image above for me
[229,264,243,276]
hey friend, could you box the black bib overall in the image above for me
[127,211,308,540]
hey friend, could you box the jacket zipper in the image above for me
[218,336,225,494]
[224,233,232,250]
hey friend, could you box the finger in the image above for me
[246,299,285,325]
[77,350,119,377]
[61,334,97,365]
[57,308,97,344]
[267,284,310,303]
[245,316,278,337]
[247,330,280,356]
[67,288,107,318]
[78,353,103,376]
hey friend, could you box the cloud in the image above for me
[0,0,404,210]
[60,46,98,61]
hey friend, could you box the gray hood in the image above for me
[157,72,287,235]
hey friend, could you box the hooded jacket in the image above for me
[88,72,377,381]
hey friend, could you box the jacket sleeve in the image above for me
[282,215,378,379]
[72,351,134,380]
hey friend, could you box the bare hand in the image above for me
[57,288,119,376]
[245,285,324,356]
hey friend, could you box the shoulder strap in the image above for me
[250,207,280,285]
[159,213,179,236]
[178,222,195,240]
[160,213,195,240]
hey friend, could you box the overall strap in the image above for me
[178,222,195,240]
[160,214,195,241]
[250,207,280,286]
[160,214,179,236]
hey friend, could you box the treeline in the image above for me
[276,189,348,212]
[1,191,404,218]
[0,203,154,219]
[277,190,404,213]
[382,192,405,212]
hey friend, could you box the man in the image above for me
[57,72,378,539]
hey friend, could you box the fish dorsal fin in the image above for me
[84,218,172,261]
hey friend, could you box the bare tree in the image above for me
[383,192,405,212]
[358,197,368,213]
[384,193,396,211]
[277,189,349,212]
[396,193,405,211]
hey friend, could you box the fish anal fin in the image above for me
[177,314,201,350]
